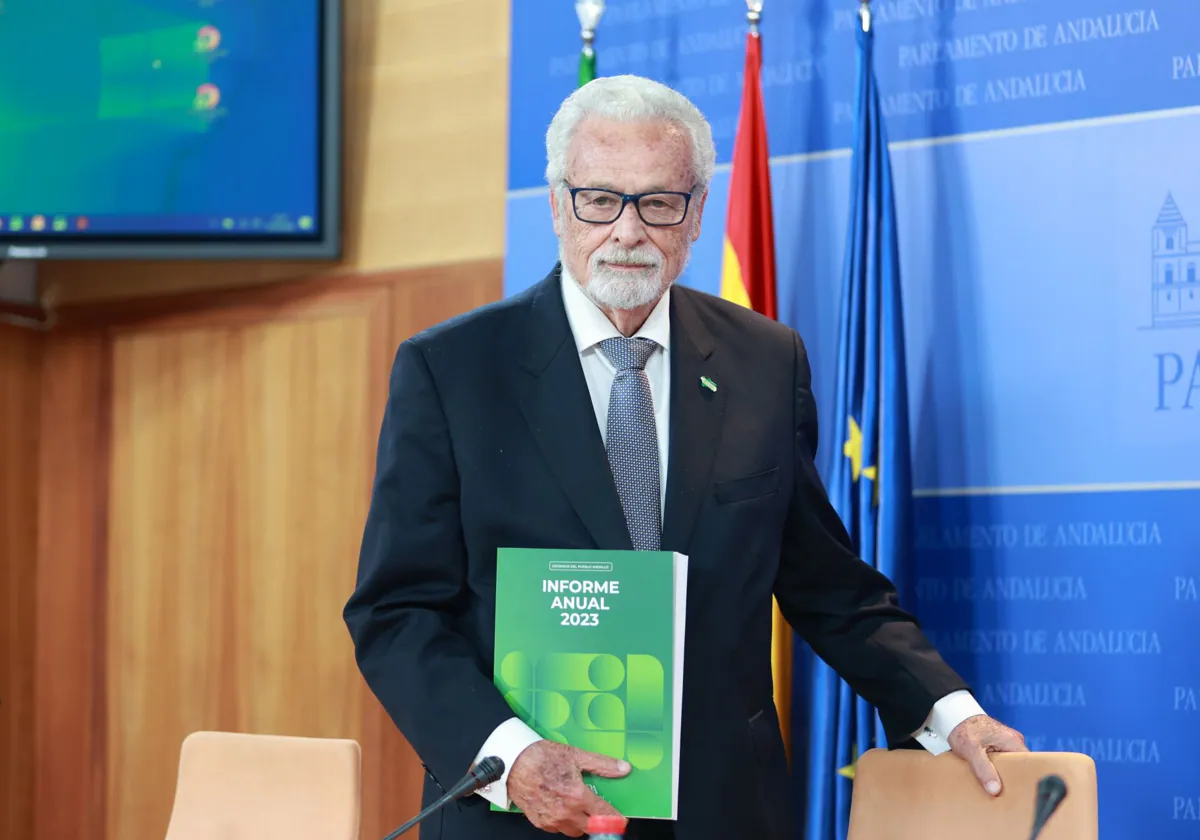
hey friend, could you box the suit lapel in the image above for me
[662,288,726,553]
[513,268,634,551]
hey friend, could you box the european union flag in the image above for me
[803,6,915,840]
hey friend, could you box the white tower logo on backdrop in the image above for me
[1150,193,1200,329]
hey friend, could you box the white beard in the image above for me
[587,262,664,310]
[561,242,687,311]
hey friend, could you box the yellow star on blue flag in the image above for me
[842,417,880,506]
[837,743,860,780]
[842,417,877,483]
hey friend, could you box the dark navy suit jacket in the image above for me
[344,266,968,840]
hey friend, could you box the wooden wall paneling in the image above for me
[50,258,504,348]
[0,326,42,840]
[104,326,239,840]
[101,286,393,840]
[34,331,110,840]
[361,260,506,839]
[389,259,505,344]
[355,0,510,272]
[29,261,504,840]
[359,275,422,840]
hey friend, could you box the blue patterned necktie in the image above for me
[598,336,661,551]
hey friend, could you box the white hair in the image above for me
[544,74,717,192]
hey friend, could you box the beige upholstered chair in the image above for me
[163,731,362,840]
[847,749,1098,840]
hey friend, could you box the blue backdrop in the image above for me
[504,2,1200,836]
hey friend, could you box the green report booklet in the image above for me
[492,547,689,820]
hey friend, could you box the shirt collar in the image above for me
[560,264,672,355]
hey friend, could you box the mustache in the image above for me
[591,247,663,268]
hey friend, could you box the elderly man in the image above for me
[344,74,1026,840]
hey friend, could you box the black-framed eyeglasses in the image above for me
[564,183,693,227]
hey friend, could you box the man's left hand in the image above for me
[947,714,1028,797]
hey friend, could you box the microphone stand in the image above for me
[1028,774,1068,840]
[380,756,505,840]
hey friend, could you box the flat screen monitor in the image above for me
[0,0,341,260]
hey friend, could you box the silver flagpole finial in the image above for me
[576,0,605,48]
[745,0,763,36]
[859,0,872,33]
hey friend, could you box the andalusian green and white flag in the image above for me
[576,0,604,85]
[579,43,596,86]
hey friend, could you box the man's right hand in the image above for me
[507,740,631,837]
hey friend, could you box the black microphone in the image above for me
[1028,773,1068,840]
[380,756,505,840]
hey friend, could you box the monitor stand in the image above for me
[0,259,48,329]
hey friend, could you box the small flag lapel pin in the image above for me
[700,376,718,393]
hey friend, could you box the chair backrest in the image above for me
[163,731,361,840]
[847,749,1098,840]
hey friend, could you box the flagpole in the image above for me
[853,0,900,760]
[746,0,762,36]
[739,0,792,763]
[575,1,604,86]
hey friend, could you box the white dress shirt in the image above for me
[470,269,984,808]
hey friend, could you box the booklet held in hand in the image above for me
[492,547,688,820]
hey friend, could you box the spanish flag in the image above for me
[719,30,777,318]
[719,26,790,753]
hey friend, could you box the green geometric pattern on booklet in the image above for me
[496,650,667,769]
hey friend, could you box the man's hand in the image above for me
[507,740,631,836]
[948,714,1029,797]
